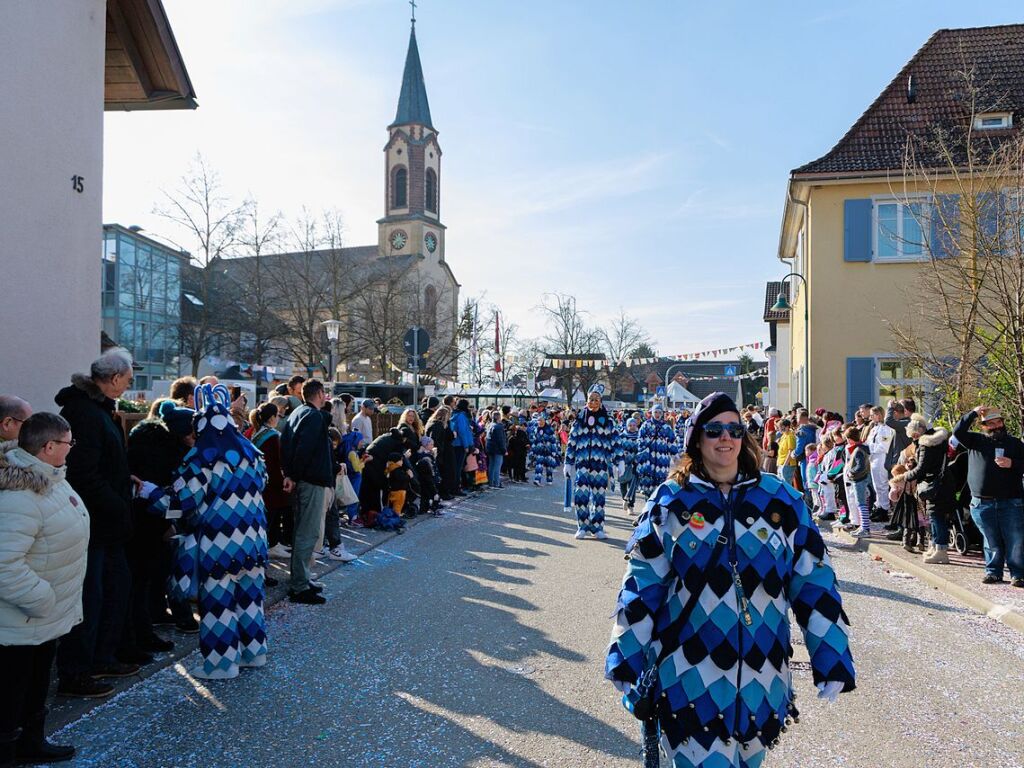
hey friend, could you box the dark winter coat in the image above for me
[366,426,419,482]
[903,428,953,506]
[127,419,188,538]
[55,375,132,547]
[952,411,1024,499]
[884,405,913,471]
[252,427,289,509]
[279,403,333,487]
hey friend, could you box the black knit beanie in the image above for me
[683,392,741,455]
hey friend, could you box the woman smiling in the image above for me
[605,392,855,768]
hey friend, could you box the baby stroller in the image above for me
[947,452,983,555]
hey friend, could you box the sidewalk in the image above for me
[827,522,1024,633]
[45,489,491,733]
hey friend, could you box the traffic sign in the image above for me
[724,365,738,376]
[403,326,431,358]
[656,386,666,396]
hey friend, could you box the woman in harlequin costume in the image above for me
[530,412,559,485]
[606,392,855,768]
[616,416,641,513]
[635,403,680,504]
[144,384,269,680]
[564,385,623,540]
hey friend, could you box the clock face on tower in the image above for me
[390,230,408,251]
[424,232,437,253]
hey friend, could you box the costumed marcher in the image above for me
[616,416,641,512]
[635,403,679,506]
[605,392,856,768]
[530,413,559,486]
[564,385,623,540]
[143,384,269,680]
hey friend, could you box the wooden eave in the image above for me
[104,0,197,111]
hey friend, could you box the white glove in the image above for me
[816,680,844,703]
[563,464,574,477]
[138,480,158,499]
[617,461,625,476]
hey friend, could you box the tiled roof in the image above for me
[392,27,433,129]
[763,281,790,321]
[794,24,1024,175]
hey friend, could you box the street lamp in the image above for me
[322,319,342,386]
[770,272,809,406]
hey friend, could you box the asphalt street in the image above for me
[53,480,1024,768]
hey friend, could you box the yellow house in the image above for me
[773,24,1024,418]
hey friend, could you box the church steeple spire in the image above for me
[391,16,433,130]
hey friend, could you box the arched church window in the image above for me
[424,285,438,334]
[393,167,408,208]
[425,168,437,213]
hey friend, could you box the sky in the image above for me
[103,0,1024,361]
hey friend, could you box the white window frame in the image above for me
[874,355,931,408]
[974,112,1013,130]
[871,194,932,263]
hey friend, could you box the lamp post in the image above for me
[770,272,809,407]
[322,319,342,388]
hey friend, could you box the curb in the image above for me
[48,490,490,734]
[830,527,1024,635]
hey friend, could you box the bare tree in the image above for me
[229,201,289,367]
[891,53,1024,425]
[537,293,603,401]
[154,153,248,375]
[600,308,652,364]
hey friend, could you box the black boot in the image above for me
[15,710,75,764]
[0,729,20,768]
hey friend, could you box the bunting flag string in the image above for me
[681,368,768,382]
[538,341,766,370]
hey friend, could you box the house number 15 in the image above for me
[71,175,84,193]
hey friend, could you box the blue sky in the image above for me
[103,1,1024,359]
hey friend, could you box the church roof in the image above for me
[391,26,433,129]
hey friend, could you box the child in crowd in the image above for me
[385,451,412,517]
[415,436,444,515]
[814,437,838,521]
[507,424,530,482]
[889,464,927,552]
[804,444,819,513]
[776,419,798,488]
[342,431,366,527]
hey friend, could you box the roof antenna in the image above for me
[907,74,916,104]
[410,0,417,27]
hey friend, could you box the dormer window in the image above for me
[974,112,1013,130]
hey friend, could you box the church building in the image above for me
[213,17,461,384]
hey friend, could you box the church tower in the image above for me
[378,18,445,264]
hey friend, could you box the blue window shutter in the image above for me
[843,199,872,262]
[846,357,875,421]
[932,194,960,258]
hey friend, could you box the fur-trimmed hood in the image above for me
[0,442,62,495]
[54,373,115,409]
[917,428,950,448]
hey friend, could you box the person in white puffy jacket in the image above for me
[0,413,89,766]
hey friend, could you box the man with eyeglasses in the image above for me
[0,395,32,442]
[953,406,1024,587]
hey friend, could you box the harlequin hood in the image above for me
[190,383,259,468]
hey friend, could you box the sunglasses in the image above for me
[701,422,747,440]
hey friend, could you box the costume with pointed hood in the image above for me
[565,386,623,536]
[150,384,269,679]
[530,414,559,485]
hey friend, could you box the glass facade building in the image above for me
[102,225,186,390]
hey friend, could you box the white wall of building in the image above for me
[0,1,107,411]
[769,323,792,412]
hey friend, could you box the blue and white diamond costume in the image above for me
[635,408,680,500]
[605,474,855,767]
[565,402,622,536]
[530,419,559,485]
[150,384,269,680]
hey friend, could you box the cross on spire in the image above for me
[410,0,417,25]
